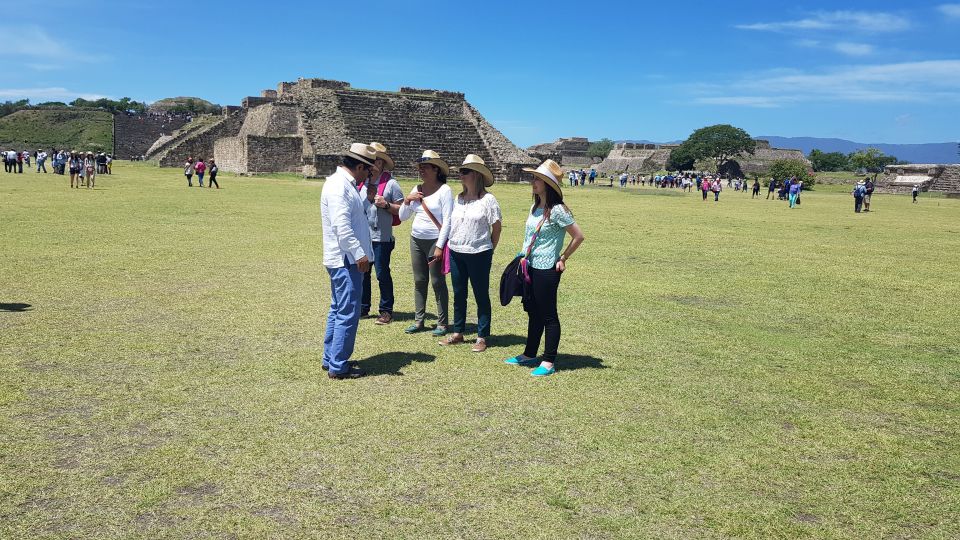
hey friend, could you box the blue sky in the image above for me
[1,0,958,147]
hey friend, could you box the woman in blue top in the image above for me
[504,160,585,377]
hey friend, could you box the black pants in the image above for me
[209,175,219,188]
[523,267,562,363]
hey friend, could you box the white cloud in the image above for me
[938,4,960,18]
[736,10,911,33]
[0,88,110,102]
[834,42,875,56]
[688,60,960,107]
[0,25,104,62]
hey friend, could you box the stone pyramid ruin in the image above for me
[145,78,536,181]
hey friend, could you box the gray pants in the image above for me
[410,236,448,326]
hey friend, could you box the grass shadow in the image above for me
[360,352,436,377]
[1,303,32,312]
[488,333,530,348]
[558,354,607,372]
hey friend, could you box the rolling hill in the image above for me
[0,109,113,152]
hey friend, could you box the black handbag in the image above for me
[499,256,525,306]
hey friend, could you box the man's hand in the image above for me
[356,256,370,273]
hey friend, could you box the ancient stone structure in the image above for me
[527,137,598,167]
[596,139,810,176]
[144,78,536,181]
[878,164,960,194]
[112,113,190,159]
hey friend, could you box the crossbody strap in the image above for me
[418,185,443,231]
[524,209,549,259]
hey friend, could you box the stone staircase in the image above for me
[144,114,230,164]
[332,90,499,179]
[931,167,960,193]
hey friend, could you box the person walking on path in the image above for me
[752,179,760,198]
[712,177,722,201]
[398,150,453,337]
[358,142,403,324]
[912,184,919,203]
[436,155,502,353]
[320,143,377,380]
[194,158,206,187]
[184,158,195,187]
[68,152,82,188]
[788,180,801,208]
[36,150,48,173]
[503,159,585,377]
[702,176,710,201]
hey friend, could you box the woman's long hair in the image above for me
[533,186,569,223]
[459,171,486,199]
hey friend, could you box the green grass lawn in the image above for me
[2,162,958,539]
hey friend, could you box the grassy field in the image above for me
[0,109,113,152]
[2,162,958,539]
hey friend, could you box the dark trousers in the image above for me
[702,189,708,200]
[523,267,562,363]
[449,248,493,338]
[209,175,219,188]
[361,240,395,315]
[854,197,863,213]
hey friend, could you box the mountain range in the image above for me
[619,137,958,164]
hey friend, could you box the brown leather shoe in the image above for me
[471,338,487,353]
[439,334,465,346]
[375,312,392,325]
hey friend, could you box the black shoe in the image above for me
[322,360,357,371]
[328,366,366,380]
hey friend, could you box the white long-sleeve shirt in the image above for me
[320,166,374,269]
[398,183,453,243]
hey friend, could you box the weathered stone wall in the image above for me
[879,164,960,193]
[113,114,189,159]
[213,136,245,173]
[241,96,276,108]
[156,111,245,167]
[245,136,303,173]
[598,141,809,175]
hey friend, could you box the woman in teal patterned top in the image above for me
[504,159,585,377]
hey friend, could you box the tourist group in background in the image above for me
[183,157,219,188]
[567,168,596,186]
[318,143,583,380]
[4,148,112,188]
[852,177,876,213]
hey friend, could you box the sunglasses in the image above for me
[459,168,475,176]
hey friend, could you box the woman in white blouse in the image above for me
[398,150,453,336]
[435,155,502,352]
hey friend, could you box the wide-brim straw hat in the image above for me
[345,142,376,166]
[460,154,494,187]
[522,159,563,196]
[414,149,449,176]
[368,142,394,170]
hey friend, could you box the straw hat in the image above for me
[414,150,449,176]
[368,142,394,170]
[345,143,376,166]
[522,159,563,196]
[460,154,494,187]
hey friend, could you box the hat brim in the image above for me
[375,152,395,171]
[461,163,494,187]
[415,158,450,176]
[346,151,376,166]
[522,168,563,196]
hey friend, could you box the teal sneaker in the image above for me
[530,365,556,377]
[431,325,448,337]
[404,323,425,334]
[504,355,538,366]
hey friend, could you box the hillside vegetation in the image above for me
[0,109,113,152]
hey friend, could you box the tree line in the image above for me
[0,97,149,117]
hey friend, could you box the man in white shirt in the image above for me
[37,150,48,173]
[320,143,377,380]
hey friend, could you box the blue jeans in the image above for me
[323,259,362,374]
[197,172,204,187]
[362,240,395,314]
[449,249,493,338]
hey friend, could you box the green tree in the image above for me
[0,99,30,117]
[666,142,697,171]
[768,159,816,188]
[587,138,614,159]
[848,148,898,180]
[808,149,850,172]
[680,124,757,172]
